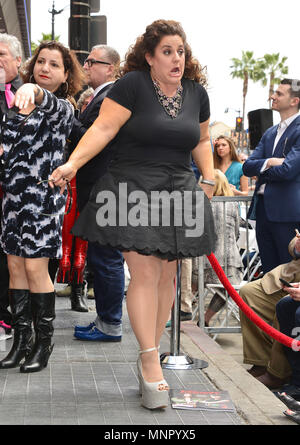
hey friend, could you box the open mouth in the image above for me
[171,67,180,74]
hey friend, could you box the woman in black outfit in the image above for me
[50,20,216,409]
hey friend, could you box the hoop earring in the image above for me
[29,74,35,83]
[62,81,69,94]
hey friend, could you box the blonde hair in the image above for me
[213,169,234,197]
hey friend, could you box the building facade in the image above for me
[0,0,31,59]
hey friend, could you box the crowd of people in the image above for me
[0,19,299,416]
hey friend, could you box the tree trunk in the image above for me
[268,72,275,109]
[242,71,248,126]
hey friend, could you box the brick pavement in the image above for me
[0,294,243,426]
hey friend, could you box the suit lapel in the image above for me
[273,115,300,157]
[266,126,278,157]
[79,84,112,121]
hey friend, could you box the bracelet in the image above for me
[201,179,215,186]
[34,85,42,100]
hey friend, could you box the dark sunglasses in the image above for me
[84,58,111,67]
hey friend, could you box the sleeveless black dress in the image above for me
[72,71,215,260]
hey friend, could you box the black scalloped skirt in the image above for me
[72,160,216,261]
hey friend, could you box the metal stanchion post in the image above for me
[198,256,205,329]
[161,260,208,370]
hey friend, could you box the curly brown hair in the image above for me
[20,41,86,99]
[121,19,207,86]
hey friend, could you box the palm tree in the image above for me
[230,51,264,125]
[255,53,289,107]
[31,33,60,55]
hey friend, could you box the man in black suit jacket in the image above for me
[70,45,125,342]
[0,33,23,337]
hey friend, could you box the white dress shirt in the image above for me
[92,81,114,99]
[258,112,299,194]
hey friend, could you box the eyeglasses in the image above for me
[36,179,73,217]
[84,58,111,67]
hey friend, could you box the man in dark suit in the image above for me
[0,33,23,337]
[243,78,300,274]
[70,45,125,342]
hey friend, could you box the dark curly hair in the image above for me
[121,19,207,86]
[20,41,86,99]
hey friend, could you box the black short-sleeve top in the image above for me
[106,71,210,166]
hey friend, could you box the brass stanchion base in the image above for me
[160,352,208,370]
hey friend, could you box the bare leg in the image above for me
[24,258,54,293]
[7,255,53,293]
[155,260,176,346]
[124,252,175,383]
[204,308,216,325]
[7,255,29,289]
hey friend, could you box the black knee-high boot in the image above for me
[70,280,88,312]
[0,289,32,369]
[20,292,55,373]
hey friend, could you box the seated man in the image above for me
[239,235,300,389]
[276,286,300,399]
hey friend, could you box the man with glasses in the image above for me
[0,33,22,339]
[67,45,125,342]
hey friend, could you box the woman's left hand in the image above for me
[200,183,213,200]
[49,161,78,194]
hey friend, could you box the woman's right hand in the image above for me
[49,161,77,194]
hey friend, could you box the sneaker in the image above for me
[74,321,96,332]
[74,326,121,342]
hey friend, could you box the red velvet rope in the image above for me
[206,253,300,350]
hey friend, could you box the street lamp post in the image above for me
[49,1,65,40]
[69,0,91,65]
[225,107,243,148]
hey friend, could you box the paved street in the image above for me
[0,291,294,426]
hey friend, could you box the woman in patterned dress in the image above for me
[0,41,84,373]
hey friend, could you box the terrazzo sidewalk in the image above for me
[0,294,243,427]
